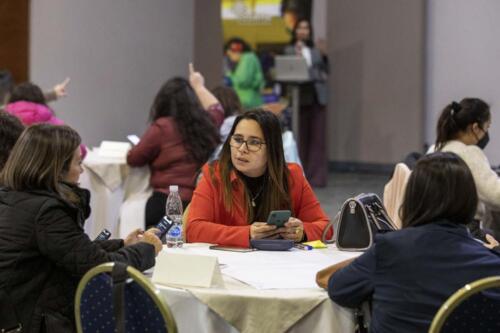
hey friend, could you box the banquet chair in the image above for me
[75,262,177,333]
[429,276,500,333]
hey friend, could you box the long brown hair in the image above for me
[211,109,291,223]
[1,124,81,203]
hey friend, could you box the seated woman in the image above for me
[187,109,330,248]
[0,124,162,332]
[318,152,500,333]
[429,98,500,240]
[4,81,87,158]
[127,76,221,228]
[0,111,24,171]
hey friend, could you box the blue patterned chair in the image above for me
[429,276,500,333]
[74,262,177,333]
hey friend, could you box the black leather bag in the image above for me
[335,193,396,251]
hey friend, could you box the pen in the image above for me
[294,244,313,250]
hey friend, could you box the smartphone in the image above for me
[127,134,140,145]
[155,215,175,239]
[209,245,256,252]
[94,228,111,241]
[266,210,291,228]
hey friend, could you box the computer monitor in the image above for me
[274,55,310,82]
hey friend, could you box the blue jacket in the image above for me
[328,221,500,333]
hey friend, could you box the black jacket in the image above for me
[328,221,500,333]
[0,186,156,333]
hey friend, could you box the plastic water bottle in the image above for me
[165,185,183,248]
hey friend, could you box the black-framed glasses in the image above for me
[230,135,266,152]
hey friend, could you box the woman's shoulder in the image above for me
[287,163,305,176]
[5,101,53,124]
[0,189,67,215]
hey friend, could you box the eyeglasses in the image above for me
[230,135,266,152]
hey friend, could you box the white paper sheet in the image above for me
[162,244,362,290]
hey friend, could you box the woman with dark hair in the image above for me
[429,98,500,240]
[0,111,24,170]
[224,37,265,109]
[284,18,329,187]
[0,71,70,107]
[3,81,87,159]
[4,82,65,126]
[0,124,161,332]
[186,109,329,247]
[127,76,222,228]
[317,152,500,333]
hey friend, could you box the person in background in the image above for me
[187,109,330,248]
[429,98,500,241]
[0,111,24,171]
[224,37,265,109]
[284,18,329,187]
[317,152,500,333]
[211,85,244,142]
[4,82,65,126]
[0,69,70,107]
[127,73,222,229]
[0,124,161,332]
[4,81,87,158]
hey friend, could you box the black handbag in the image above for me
[335,193,396,251]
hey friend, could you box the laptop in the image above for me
[274,55,311,82]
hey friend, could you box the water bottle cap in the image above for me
[169,185,178,192]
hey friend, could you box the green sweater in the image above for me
[228,52,264,109]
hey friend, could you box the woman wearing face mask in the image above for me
[186,109,330,248]
[429,98,500,244]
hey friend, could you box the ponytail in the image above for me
[435,98,490,151]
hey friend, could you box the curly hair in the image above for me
[149,77,220,164]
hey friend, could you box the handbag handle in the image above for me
[322,212,340,244]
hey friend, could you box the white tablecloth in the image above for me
[80,149,150,239]
[154,244,362,333]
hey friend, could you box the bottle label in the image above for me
[168,225,182,238]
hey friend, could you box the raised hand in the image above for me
[53,77,70,98]
[188,63,205,90]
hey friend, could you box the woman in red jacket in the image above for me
[127,77,221,228]
[187,109,330,248]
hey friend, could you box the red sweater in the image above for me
[127,107,223,201]
[187,162,331,247]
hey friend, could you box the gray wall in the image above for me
[426,0,500,164]
[194,1,223,89]
[30,0,199,147]
[327,0,426,164]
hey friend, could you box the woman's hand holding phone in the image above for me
[250,222,280,240]
[278,217,304,242]
[139,229,163,256]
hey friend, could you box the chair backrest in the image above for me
[429,276,500,333]
[75,262,177,333]
[383,163,411,229]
